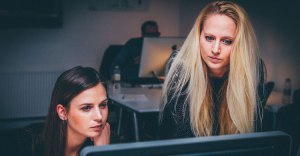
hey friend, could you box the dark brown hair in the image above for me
[44,66,106,156]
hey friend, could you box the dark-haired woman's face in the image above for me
[200,14,236,77]
[66,83,108,139]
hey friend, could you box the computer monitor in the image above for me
[138,37,185,78]
[80,131,291,156]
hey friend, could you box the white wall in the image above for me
[0,0,180,72]
[0,0,299,91]
[242,0,300,92]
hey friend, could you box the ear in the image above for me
[56,104,67,120]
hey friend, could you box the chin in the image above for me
[87,132,101,137]
[208,65,222,70]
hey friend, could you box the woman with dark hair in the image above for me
[43,66,110,156]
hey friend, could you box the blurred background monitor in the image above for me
[0,0,63,28]
[80,131,291,156]
[138,37,185,78]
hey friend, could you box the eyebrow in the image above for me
[203,33,235,39]
[99,99,108,105]
[221,36,235,40]
[79,103,93,107]
[79,98,108,106]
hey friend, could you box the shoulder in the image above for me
[165,71,189,113]
[16,123,45,156]
[126,37,143,44]
[168,65,184,87]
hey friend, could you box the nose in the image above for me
[93,108,102,122]
[212,40,221,55]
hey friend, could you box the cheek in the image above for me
[199,42,208,61]
[199,38,210,55]
[68,111,89,126]
[102,108,109,121]
[223,48,232,60]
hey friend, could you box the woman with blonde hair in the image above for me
[159,1,266,139]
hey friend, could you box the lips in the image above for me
[209,56,221,63]
[91,125,102,132]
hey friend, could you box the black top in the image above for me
[111,37,163,85]
[111,37,143,82]
[159,74,266,139]
[14,122,93,156]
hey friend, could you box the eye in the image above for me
[222,39,233,45]
[81,105,92,112]
[205,36,215,42]
[99,100,109,109]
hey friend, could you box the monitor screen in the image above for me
[138,37,185,78]
[80,131,291,156]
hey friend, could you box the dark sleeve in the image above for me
[110,38,136,76]
[16,123,44,156]
[256,59,274,132]
[158,82,194,139]
[166,50,178,73]
[158,98,177,139]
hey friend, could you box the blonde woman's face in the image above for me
[66,83,108,139]
[200,14,236,77]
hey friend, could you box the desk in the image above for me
[108,87,162,141]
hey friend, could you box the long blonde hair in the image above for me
[160,1,262,136]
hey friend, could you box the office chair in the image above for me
[99,45,123,80]
[260,81,275,132]
[262,81,275,107]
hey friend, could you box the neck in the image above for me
[209,67,228,78]
[65,127,87,156]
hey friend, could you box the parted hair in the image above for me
[160,1,263,136]
[44,66,106,156]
